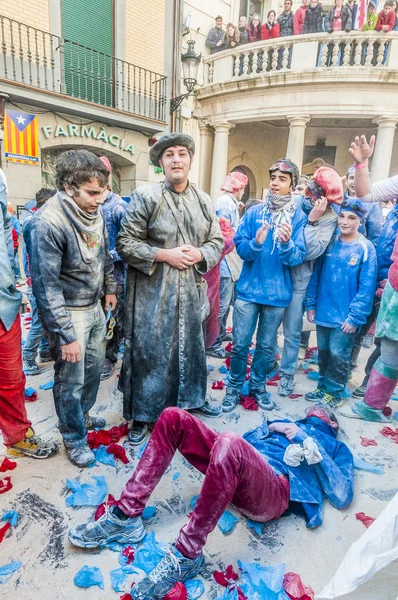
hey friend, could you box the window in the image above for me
[239,0,265,20]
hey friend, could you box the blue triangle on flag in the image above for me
[7,109,36,133]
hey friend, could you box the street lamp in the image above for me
[170,40,201,113]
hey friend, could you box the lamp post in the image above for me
[170,40,201,113]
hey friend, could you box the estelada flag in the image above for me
[4,109,39,165]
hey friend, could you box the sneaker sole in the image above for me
[68,523,146,549]
[221,403,237,413]
[7,446,58,460]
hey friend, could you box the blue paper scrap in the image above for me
[132,532,165,574]
[142,506,157,520]
[217,510,239,534]
[137,442,148,459]
[354,456,385,475]
[219,365,228,374]
[1,510,19,527]
[65,476,107,507]
[172,472,181,481]
[39,380,54,390]
[73,565,104,589]
[307,371,319,381]
[186,579,205,599]
[24,386,37,397]
[0,561,22,585]
[110,565,138,592]
[94,445,116,467]
[247,519,264,535]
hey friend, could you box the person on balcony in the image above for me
[116,133,224,445]
[305,200,377,410]
[278,0,295,36]
[277,167,341,398]
[238,15,249,42]
[98,156,128,382]
[376,0,396,30]
[303,0,324,33]
[247,13,262,42]
[221,159,307,414]
[294,0,310,34]
[205,15,225,53]
[0,169,57,460]
[361,0,378,29]
[261,10,280,39]
[346,0,358,28]
[206,172,247,359]
[28,150,117,468]
[68,404,354,600]
[221,22,241,49]
[325,0,352,32]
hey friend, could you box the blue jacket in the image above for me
[334,193,383,246]
[376,204,398,286]
[0,173,22,330]
[306,234,377,328]
[243,416,354,528]
[101,191,128,285]
[235,204,307,307]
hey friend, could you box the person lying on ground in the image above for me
[69,405,354,600]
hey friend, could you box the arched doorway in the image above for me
[230,165,257,204]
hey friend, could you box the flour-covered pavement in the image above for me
[1,329,398,600]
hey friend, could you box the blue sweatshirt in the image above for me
[243,416,354,528]
[377,204,398,286]
[306,233,377,329]
[235,204,307,307]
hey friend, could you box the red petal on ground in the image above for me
[355,512,376,528]
[360,436,378,447]
[107,443,129,464]
[25,392,38,402]
[239,395,259,411]
[304,368,314,375]
[289,394,303,399]
[0,477,12,494]
[267,381,278,387]
[304,347,318,360]
[211,381,225,390]
[0,521,11,543]
[237,587,248,600]
[225,356,231,370]
[267,373,281,383]
[120,595,132,600]
[225,342,233,352]
[162,582,188,599]
[380,426,398,443]
[0,458,17,473]
[94,493,117,520]
[283,572,315,600]
[122,545,136,565]
[383,406,392,416]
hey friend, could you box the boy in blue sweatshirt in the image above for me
[305,200,377,409]
[222,159,307,413]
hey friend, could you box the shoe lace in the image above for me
[149,547,181,584]
[322,393,335,404]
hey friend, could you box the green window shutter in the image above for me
[62,0,113,106]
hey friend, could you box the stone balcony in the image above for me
[197,31,398,122]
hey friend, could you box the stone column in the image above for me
[210,122,232,203]
[198,124,214,194]
[286,116,310,172]
[371,117,398,182]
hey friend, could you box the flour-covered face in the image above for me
[270,170,292,196]
[160,145,192,186]
[65,178,108,213]
[338,210,361,235]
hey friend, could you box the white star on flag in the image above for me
[17,115,26,125]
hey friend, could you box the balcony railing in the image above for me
[0,15,167,122]
[204,31,398,85]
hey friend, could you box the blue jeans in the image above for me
[279,291,306,377]
[48,301,106,448]
[13,248,21,279]
[208,276,235,351]
[22,287,50,362]
[317,325,356,398]
[229,298,285,392]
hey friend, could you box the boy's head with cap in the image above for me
[338,199,366,237]
[306,166,344,205]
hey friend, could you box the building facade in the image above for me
[180,0,398,200]
[0,0,174,208]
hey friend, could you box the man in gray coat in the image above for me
[117,133,224,444]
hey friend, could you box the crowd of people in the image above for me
[0,131,397,599]
[206,1,398,52]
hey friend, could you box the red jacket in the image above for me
[12,228,19,249]
[375,10,395,31]
[261,23,280,39]
[293,4,307,34]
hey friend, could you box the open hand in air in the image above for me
[349,135,375,164]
